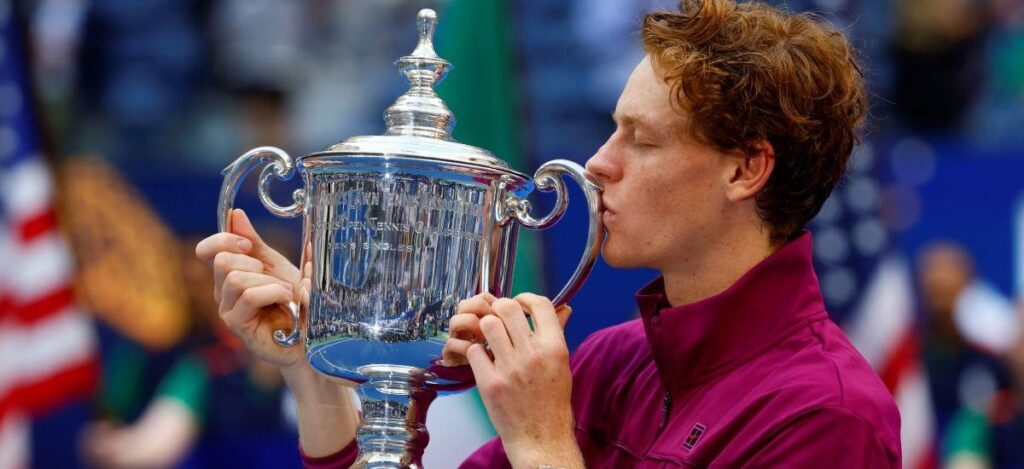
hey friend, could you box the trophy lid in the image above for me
[311,9,520,176]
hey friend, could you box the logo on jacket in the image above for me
[683,423,707,450]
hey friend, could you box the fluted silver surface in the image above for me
[304,165,494,383]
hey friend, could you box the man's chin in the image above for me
[600,246,645,269]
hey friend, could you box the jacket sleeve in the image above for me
[300,439,358,469]
[741,407,901,468]
[459,437,512,469]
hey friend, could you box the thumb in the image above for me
[229,209,264,245]
[555,305,573,328]
[229,209,300,282]
[229,209,286,266]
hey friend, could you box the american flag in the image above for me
[813,140,937,469]
[0,3,97,467]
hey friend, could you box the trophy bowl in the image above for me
[216,9,603,468]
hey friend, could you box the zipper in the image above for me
[660,390,673,429]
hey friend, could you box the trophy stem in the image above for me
[353,366,437,468]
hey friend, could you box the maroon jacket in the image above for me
[304,233,902,468]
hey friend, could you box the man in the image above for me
[196,0,901,467]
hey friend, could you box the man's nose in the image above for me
[585,141,618,183]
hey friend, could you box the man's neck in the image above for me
[660,227,777,307]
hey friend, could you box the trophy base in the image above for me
[353,365,438,469]
[352,453,420,469]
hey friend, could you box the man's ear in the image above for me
[725,141,775,202]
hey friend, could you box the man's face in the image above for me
[586,56,733,271]
[917,246,971,312]
[917,244,972,335]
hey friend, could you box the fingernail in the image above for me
[237,239,252,252]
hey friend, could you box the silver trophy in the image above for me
[217,9,603,468]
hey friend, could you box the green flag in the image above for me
[436,0,544,298]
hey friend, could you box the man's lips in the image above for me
[601,202,617,224]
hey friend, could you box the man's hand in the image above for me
[194,209,358,457]
[456,293,584,469]
[195,209,305,369]
[441,293,495,366]
[443,293,573,367]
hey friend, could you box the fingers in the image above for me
[444,338,475,356]
[449,314,482,341]
[227,208,265,246]
[442,338,475,365]
[457,293,498,317]
[514,293,562,338]
[492,298,533,347]
[196,232,253,265]
[221,283,293,328]
[230,209,291,268]
[453,293,565,352]
[213,252,264,292]
[221,271,294,314]
[479,315,513,365]
[227,210,299,278]
[465,343,495,382]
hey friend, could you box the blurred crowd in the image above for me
[2,0,1024,467]
[916,242,1024,468]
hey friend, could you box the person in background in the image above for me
[80,239,303,469]
[943,305,1024,469]
[918,242,1024,468]
[917,242,1014,441]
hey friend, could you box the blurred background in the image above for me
[1,0,1022,467]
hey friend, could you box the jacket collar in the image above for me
[635,231,828,395]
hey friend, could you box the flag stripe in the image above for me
[877,330,918,395]
[16,208,56,242]
[4,231,74,302]
[10,286,74,324]
[895,365,936,469]
[846,256,914,369]
[14,360,97,415]
[0,309,96,399]
[846,255,936,469]
[0,157,52,222]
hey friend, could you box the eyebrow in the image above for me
[611,112,658,130]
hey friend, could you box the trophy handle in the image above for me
[510,159,604,307]
[218,146,306,347]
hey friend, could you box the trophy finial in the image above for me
[384,8,456,140]
[412,9,438,58]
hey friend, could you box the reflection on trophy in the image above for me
[217,9,603,468]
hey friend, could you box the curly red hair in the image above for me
[642,0,868,245]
